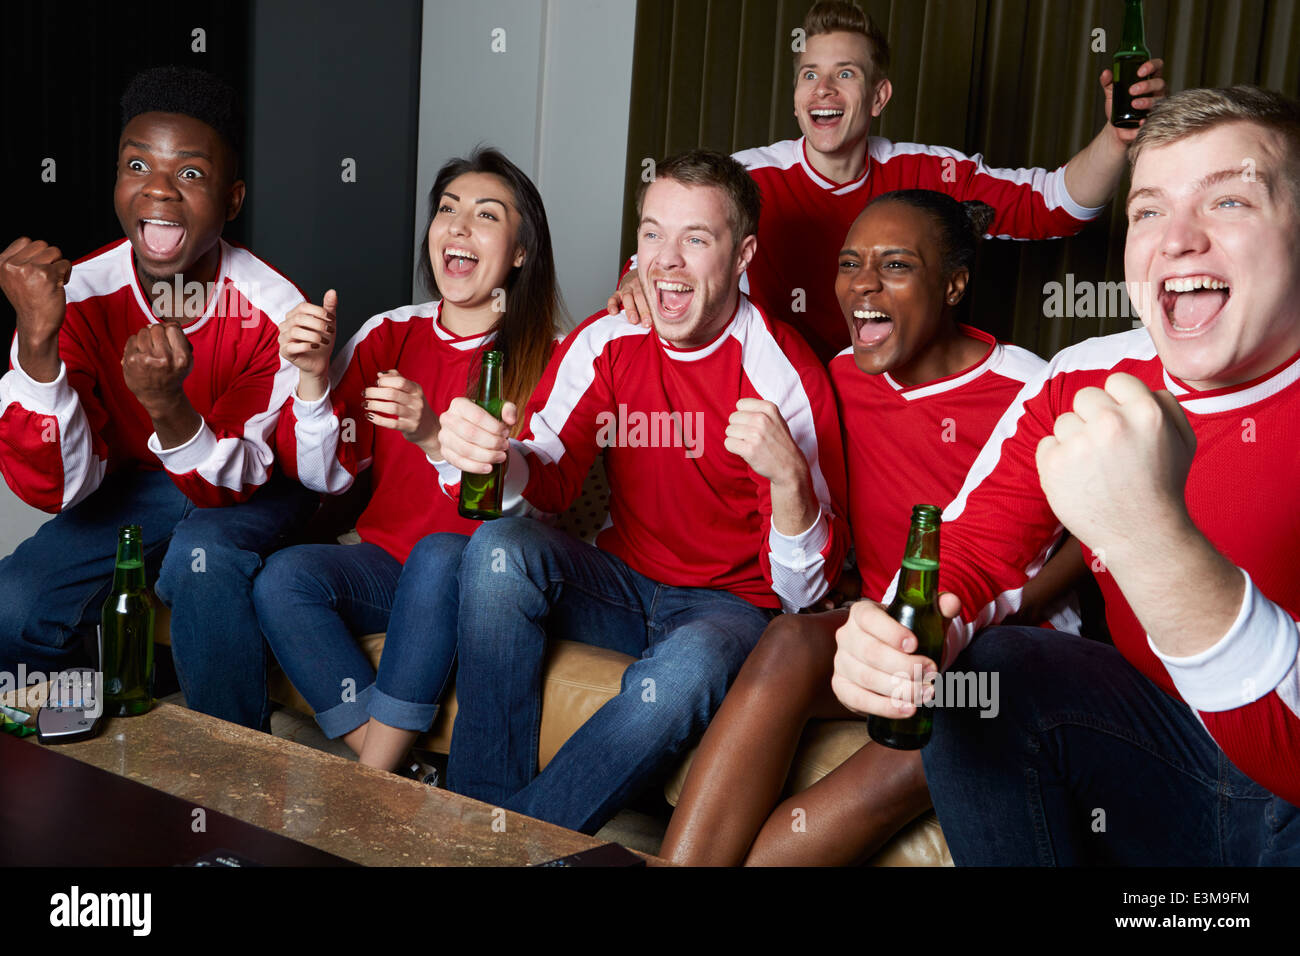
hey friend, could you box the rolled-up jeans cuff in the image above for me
[367,686,440,733]
[314,683,374,738]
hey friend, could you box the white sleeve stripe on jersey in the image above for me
[870,139,1106,222]
[0,347,105,510]
[731,139,801,173]
[1148,569,1300,714]
[224,243,306,327]
[63,240,132,306]
[737,302,834,510]
[521,317,649,467]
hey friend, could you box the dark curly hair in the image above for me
[120,66,243,176]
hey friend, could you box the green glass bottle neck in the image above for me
[113,532,146,592]
[1120,0,1147,51]
[896,524,939,603]
[476,351,504,410]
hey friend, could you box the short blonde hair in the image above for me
[798,1,890,86]
[1130,86,1300,207]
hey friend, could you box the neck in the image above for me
[664,292,740,349]
[806,137,869,184]
[140,241,221,327]
[890,320,986,387]
[440,300,501,339]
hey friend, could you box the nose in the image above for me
[448,205,473,237]
[852,263,883,294]
[1159,205,1210,259]
[142,169,181,201]
[658,242,686,270]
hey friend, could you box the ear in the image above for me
[735,234,758,276]
[225,179,247,222]
[870,78,893,117]
[513,245,526,269]
[945,267,970,306]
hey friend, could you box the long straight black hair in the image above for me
[417,147,563,428]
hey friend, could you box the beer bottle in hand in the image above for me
[100,524,155,717]
[458,349,506,520]
[868,504,945,750]
[1111,0,1151,128]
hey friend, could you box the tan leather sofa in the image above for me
[163,459,952,865]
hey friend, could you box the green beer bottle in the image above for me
[867,504,945,750]
[458,349,506,520]
[99,524,155,717]
[1110,0,1151,129]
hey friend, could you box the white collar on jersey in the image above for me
[432,301,498,351]
[656,297,747,362]
[126,238,229,335]
[1162,349,1300,415]
[797,137,872,196]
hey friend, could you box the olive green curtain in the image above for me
[620,0,1300,356]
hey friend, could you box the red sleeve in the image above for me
[878,140,1103,241]
[756,343,850,612]
[507,319,616,516]
[276,319,381,494]
[150,315,293,506]
[0,306,110,513]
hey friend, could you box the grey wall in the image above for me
[414,0,638,326]
[245,0,422,339]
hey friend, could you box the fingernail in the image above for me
[366,413,375,421]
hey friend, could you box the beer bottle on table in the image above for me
[100,524,155,717]
[458,349,506,520]
[867,504,945,750]
[1111,0,1151,128]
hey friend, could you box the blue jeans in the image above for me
[254,533,467,738]
[922,626,1300,865]
[0,468,317,729]
[447,517,774,834]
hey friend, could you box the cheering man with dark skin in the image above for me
[0,67,315,729]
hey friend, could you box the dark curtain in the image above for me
[620,0,1300,356]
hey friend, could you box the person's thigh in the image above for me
[256,541,401,735]
[373,532,470,722]
[923,626,1250,865]
[457,517,654,657]
[0,469,186,671]
[156,474,319,727]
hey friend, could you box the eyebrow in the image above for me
[640,217,719,237]
[1128,167,1273,207]
[800,60,865,71]
[120,139,212,163]
[839,246,918,257]
[441,191,510,211]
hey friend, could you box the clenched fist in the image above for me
[365,369,441,459]
[0,237,72,382]
[1036,372,1197,558]
[122,323,194,418]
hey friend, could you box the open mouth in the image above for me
[443,246,479,278]
[851,308,893,347]
[809,107,845,129]
[655,279,694,319]
[1158,274,1230,337]
[139,218,185,260]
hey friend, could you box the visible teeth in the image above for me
[811,109,844,117]
[1163,276,1228,293]
[446,247,478,261]
[142,218,181,226]
[655,281,692,292]
[854,310,889,320]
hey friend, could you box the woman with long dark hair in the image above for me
[254,147,562,772]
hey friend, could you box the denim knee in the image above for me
[156,524,261,606]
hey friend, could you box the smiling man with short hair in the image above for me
[832,85,1300,864]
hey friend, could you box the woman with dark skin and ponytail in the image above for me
[255,148,562,773]
[661,190,1087,865]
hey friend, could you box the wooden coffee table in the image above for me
[2,697,662,866]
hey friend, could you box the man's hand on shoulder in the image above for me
[606,267,652,328]
[0,237,72,383]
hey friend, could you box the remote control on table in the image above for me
[36,666,104,744]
